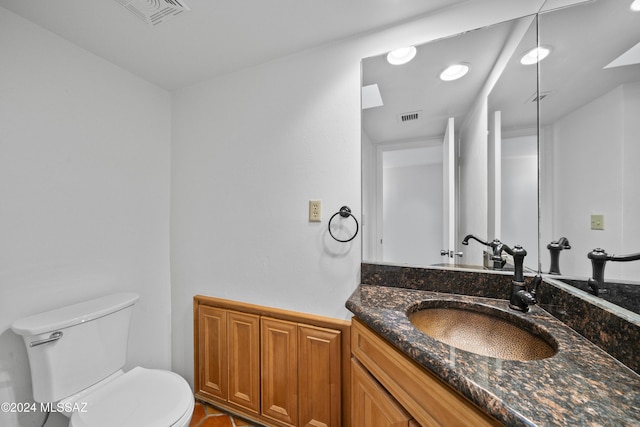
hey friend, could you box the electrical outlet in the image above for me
[591,214,605,230]
[309,200,322,222]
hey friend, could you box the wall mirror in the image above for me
[361,15,539,271]
[361,0,640,315]
[537,0,640,313]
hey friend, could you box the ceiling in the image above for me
[362,0,640,145]
[362,17,529,144]
[0,0,466,90]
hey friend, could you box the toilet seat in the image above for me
[69,367,194,427]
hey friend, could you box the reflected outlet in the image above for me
[591,214,605,230]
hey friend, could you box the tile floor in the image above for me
[189,400,257,427]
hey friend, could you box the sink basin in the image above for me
[408,302,557,361]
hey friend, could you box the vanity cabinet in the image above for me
[194,295,351,427]
[351,318,500,427]
[352,358,414,426]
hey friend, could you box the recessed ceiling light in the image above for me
[631,0,640,11]
[439,63,470,81]
[520,46,551,65]
[386,46,417,65]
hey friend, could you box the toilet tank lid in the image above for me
[11,293,140,336]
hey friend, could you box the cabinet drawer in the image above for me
[352,358,413,427]
[351,318,500,427]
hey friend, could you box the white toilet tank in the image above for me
[11,293,140,403]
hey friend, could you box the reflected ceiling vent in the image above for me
[398,110,422,123]
[526,91,552,103]
[112,0,190,26]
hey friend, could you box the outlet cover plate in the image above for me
[309,200,321,222]
[591,214,605,230]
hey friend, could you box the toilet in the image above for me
[11,293,194,427]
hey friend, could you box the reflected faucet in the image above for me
[547,237,571,275]
[587,248,640,296]
[497,243,540,312]
[462,236,539,312]
[461,234,506,269]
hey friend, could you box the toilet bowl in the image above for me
[67,367,194,427]
[11,293,194,427]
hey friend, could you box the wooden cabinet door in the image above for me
[197,306,227,400]
[351,359,412,427]
[298,325,342,427]
[261,317,298,426]
[228,310,260,414]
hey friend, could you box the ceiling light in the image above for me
[439,63,470,81]
[386,46,417,65]
[520,46,551,65]
[632,0,640,11]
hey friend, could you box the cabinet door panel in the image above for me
[352,359,411,427]
[198,306,227,400]
[299,325,342,427]
[228,310,261,413]
[261,317,298,426]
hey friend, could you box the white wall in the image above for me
[383,163,443,265]
[0,8,172,427]
[459,99,490,266]
[361,130,376,261]
[622,82,640,280]
[501,135,538,268]
[170,0,547,386]
[542,83,640,279]
[170,43,363,387]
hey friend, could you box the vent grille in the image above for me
[526,91,552,103]
[113,0,190,26]
[398,110,422,123]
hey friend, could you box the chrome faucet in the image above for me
[587,248,640,296]
[461,234,506,269]
[547,237,571,275]
[497,243,540,312]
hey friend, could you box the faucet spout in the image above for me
[462,234,490,246]
[461,235,506,269]
[588,248,640,296]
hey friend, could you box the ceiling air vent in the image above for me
[112,0,190,26]
[398,110,422,123]
[526,91,552,103]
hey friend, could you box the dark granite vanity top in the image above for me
[347,264,640,427]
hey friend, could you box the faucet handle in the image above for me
[441,249,464,258]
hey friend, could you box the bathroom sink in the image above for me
[408,302,557,361]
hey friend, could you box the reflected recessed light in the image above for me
[520,46,551,65]
[386,46,417,65]
[439,63,470,81]
[632,0,640,11]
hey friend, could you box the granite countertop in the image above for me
[346,284,640,427]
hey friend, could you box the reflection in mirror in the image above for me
[361,15,539,271]
[487,18,539,271]
[538,0,640,311]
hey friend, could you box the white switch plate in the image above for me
[309,200,321,222]
[591,214,605,230]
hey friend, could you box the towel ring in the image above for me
[328,206,359,243]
